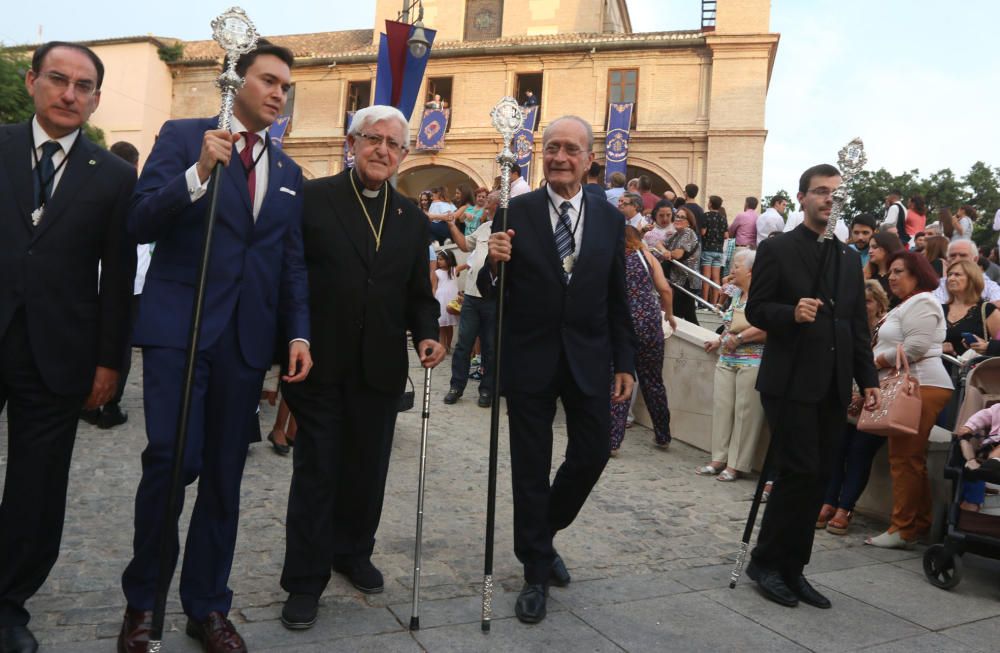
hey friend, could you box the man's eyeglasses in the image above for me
[543,143,586,157]
[356,132,408,154]
[38,70,98,97]
[806,187,837,198]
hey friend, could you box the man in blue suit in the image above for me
[484,116,637,624]
[117,41,311,653]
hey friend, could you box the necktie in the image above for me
[239,131,260,209]
[34,140,62,208]
[554,201,575,274]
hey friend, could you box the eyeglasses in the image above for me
[356,131,408,154]
[806,187,837,198]
[38,70,98,97]
[543,143,586,157]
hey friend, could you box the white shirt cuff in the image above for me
[185,164,209,203]
[289,338,310,348]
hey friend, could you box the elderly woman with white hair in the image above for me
[696,248,769,482]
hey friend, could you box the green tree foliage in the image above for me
[2,46,106,147]
[0,50,33,124]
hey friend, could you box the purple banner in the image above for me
[268,115,290,148]
[514,128,534,181]
[521,105,539,131]
[343,111,356,169]
[604,102,633,185]
[416,109,449,151]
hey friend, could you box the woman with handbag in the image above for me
[696,249,768,482]
[865,250,953,548]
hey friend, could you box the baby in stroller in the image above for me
[955,403,1000,510]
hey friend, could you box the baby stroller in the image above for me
[924,356,1000,589]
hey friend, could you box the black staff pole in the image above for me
[481,97,524,633]
[147,9,260,651]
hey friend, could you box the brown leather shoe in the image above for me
[117,607,153,653]
[816,503,836,529]
[826,508,852,535]
[185,611,247,653]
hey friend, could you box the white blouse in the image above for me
[872,291,953,389]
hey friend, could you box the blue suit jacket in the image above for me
[128,118,309,370]
[480,187,636,396]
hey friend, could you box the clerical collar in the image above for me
[352,169,383,198]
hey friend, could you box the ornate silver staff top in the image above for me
[825,137,867,241]
[211,7,259,131]
[490,97,524,210]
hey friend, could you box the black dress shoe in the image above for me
[746,561,798,607]
[267,431,291,456]
[80,407,101,425]
[514,583,547,624]
[281,593,319,630]
[185,611,246,653]
[332,557,384,593]
[0,625,38,653]
[443,388,463,404]
[787,574,831,609]
[117,607,153,653]
[550,554,571,587]
[98,403,128,429]
[477,392,492,408]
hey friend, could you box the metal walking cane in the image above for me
[147,9,259,651]
[729,138,867,588]
[481,97,524,633]
[410,348,434,631]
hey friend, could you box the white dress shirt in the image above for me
[510,176,530,197]
[30,116,79,199]
[756,208,785,245]
[185,116,269,220]
[546,185,585,279]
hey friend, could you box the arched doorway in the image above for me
[397,165,480,202]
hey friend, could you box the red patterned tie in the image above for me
[240,131,259,207]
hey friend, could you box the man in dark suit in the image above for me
[278,105,444,630]
[745,163,880,609]
[0,42,136,653]
[484,115,636,624]
[117,41,311,653]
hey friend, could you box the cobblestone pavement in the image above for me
[2,350,1000,651]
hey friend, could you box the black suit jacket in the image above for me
[0,121,136,396]
[480,187,636,396]
[298,169,439,395]
[747,224,878,405]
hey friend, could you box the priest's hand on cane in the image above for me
[418,340,446,368]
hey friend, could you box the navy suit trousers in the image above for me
[122,317,265,620]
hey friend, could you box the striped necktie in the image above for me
[554,201,575,269]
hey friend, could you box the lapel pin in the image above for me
[277,160,283,168]
[397,208,403,215]
[88,159,97,165]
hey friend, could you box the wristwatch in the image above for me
[735,333,743,343]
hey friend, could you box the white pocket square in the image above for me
[279,187,296,196]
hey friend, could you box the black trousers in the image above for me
[0,310,86,626]
[751,388,844,577]
[280,380,400,596]
[507,355,610,585]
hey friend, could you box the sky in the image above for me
[3,0,997,195]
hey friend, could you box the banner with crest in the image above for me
[268,115,291,148]
[513,107,540,180]
[343,111,356,168]
[604,103,633,185]
[416,109,450,151]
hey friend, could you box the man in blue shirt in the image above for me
[848,213,877,268]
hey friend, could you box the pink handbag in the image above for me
[857,344,922,437]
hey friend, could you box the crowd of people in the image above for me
[5,38,1000,653]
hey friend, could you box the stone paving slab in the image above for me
[412,611,623,652]
[705,584,926,653]
[809,563,1000,631]
[939,615,1000,652]
[573,592,806,652]
[857,632,981,653]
